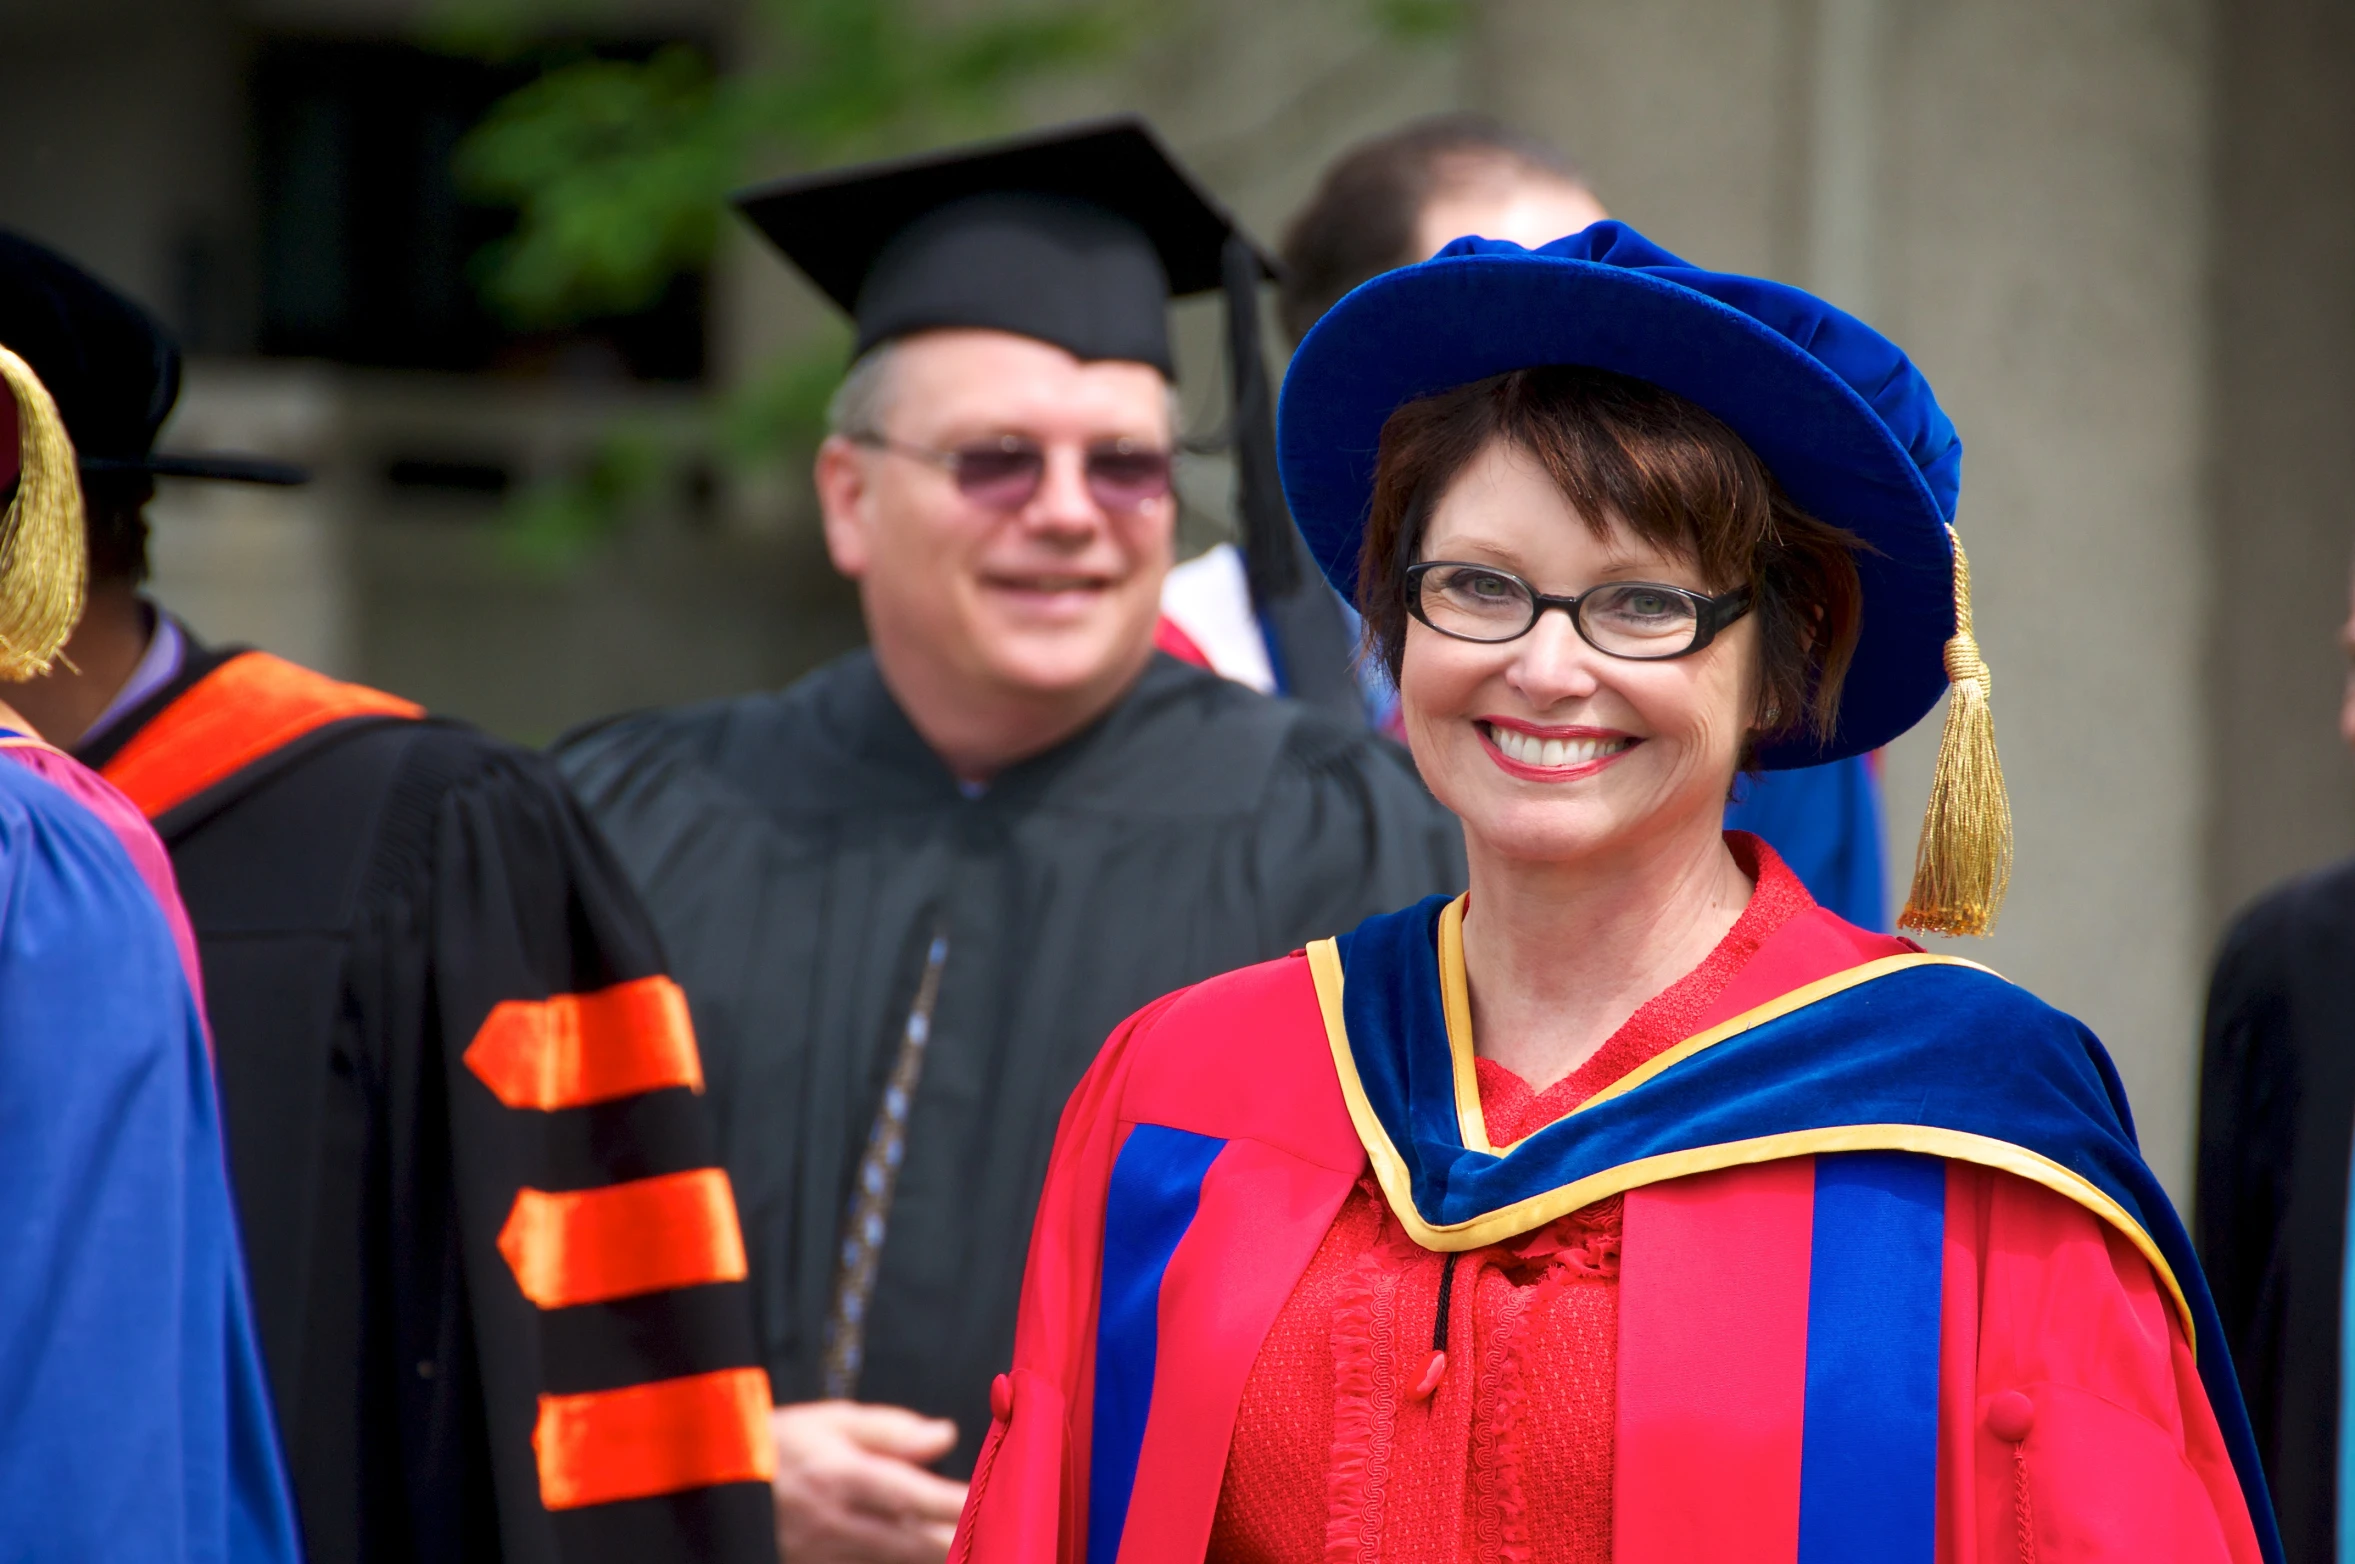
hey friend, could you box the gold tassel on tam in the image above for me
[0,343,86,680]
[1898,526,2012,936]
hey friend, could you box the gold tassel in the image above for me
[1898,526,2012,936]
[0,344,86,681]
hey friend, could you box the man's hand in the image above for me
[771,1400,969,1564]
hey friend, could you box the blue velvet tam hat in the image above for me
[1278,221,2009,934]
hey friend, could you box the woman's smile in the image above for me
[1477,718,1638,780]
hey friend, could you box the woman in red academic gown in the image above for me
[950,224,2280,1563]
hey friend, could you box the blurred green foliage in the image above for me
[496,424,669,571]
[1364,0,1467,41]
[458,44,731,328]
[448,0,1133,328]
[429,0,1466,568]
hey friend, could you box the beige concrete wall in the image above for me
[1875,0,2214,1202]
[1472,0,1812,278]
[2204,0,2355,923]
[1476,0,2216,1200]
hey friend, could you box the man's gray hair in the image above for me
[826,337,1183,441]
[827,342,899,438]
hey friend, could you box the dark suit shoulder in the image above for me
[2221,855,2355,950]
[2211,855,2355,1011]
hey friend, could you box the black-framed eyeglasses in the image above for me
[849,431,1174,514]
[1404,561,1753,660]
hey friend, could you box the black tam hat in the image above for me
[734,117,1360,715]
[0,231,306,486]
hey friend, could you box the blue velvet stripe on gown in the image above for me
[1090,1125,1229,1564]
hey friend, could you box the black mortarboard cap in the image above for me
[733,118,1362,714]
[735,116,1257,374]
[0,231,307,486]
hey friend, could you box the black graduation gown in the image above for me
[2196,856,2355,1564]
[554,650,1467,1470]
[77,626,777,1564]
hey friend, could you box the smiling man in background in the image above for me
[557,119,1465,1564]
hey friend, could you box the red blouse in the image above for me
[1207,836,1913,1564]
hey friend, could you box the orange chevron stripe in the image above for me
[465,976,704,1111]
[102,650,422,820]
[497,1168,748,1309]
[533,1366,775,1509]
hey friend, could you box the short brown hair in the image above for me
[1358,365,1864,750]
[1278,115,1586,344]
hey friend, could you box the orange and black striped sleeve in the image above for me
[434,750,777,1564]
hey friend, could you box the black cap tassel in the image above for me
[1222,233,1297,603]
[1221,234,1363,719]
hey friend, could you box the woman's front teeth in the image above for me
[1488,725,1629,768]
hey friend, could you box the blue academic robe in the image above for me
[0,757,298,1560]
[1726,755,1886,929]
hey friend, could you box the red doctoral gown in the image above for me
[952,863,2274,1564]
